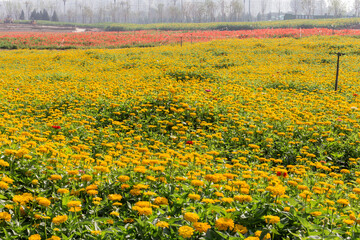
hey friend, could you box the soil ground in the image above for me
[0,23,102,33]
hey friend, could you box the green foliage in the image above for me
[14,18,360,32]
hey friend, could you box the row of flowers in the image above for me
[0,28,359,49]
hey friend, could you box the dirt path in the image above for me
[0,23,102,33]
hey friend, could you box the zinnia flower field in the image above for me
[1,31,360,240]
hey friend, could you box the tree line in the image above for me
[18,9,59,22]
[1,0,359,24]
[290,0,359,18]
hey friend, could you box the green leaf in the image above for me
[205,229,227,240]
[297,216,321,231]
[271,227,280,235]
[3,228,11,239]
[305,236,322,239]
[61,233,76,240]
[229,236,244,240]
[77,219,94,226]
[308,230,322,236]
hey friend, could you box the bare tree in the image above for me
[25,1,33,20]
[124,0,131,23]
[46,0,57,18]
[328,0,345,17]
[67,8,75,22]
[97,7,105,23]
[229,0,243,22]
[157,3,164,22]
[148,0,153,22]
[13,2,22,19]
[260,0,267,20]
[63,0,67,14]
[37,0,46,9]
[109,1,119,22]
[120,1,126,22]
[290,0,302,15]
[4,1,15,18]
[182,2,193,22]
[167,3,180,22]
[83,5,93,23]
[205,0,216,22]
[301,0,315,17]
[192,2,206,23]
[314,0,327,15]
[355,0,360,17]
[74,0,78,22]
[217,0,227,21]
[277,0,281,17]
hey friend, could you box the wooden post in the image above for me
[335,52,344,91]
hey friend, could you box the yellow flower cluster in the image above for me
[52,215,68,225]
[184,212,200,223]
[0,212,11,222]
[215,218,234,231]
[178,226,194,238]
[264,215,281,224]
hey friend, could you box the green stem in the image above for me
[321,219,325,239]
[44,220,47,240]
[352,222,357,239]
[330,210,334,233]
[72,208,79,232]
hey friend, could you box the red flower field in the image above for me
[0,28,359,49]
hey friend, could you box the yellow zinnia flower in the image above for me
[178,226,194,238]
